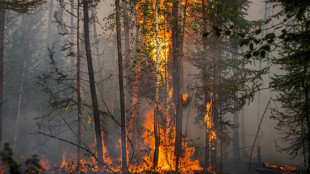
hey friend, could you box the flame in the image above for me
[54,132,117,173]
[204,97,217,173]
[37,0,206,173]
[127,103,202,173]
[127,0,202,173]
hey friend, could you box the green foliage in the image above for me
[187,0,265,145]
[236,0,310,163]
[0,0,46,13]
[0,143,44,174]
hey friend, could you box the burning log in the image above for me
[255,162,301,174]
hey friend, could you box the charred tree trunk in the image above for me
[82,0,104,171]
[171,1,183,172]
[115,0,128,172]
[0,0,4,150]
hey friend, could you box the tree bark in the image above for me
[76,0,81,172]
[171,1,183,172]
[153,0,160,168]
[82,0,104,171]
[115,0,127,172]
[122,3,132,156]
[0,0,4,150]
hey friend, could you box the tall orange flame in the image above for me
[204,96,217,174]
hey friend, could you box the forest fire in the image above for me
[2,0,306,173]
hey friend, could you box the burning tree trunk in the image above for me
[76,0,81,172]
[171,1,183,172]
[82,0,104,171]
[153,0,160,168]
[211,39,219,173]
[0,0,4,150]
[201,0,210,171]
[115,0,128,172]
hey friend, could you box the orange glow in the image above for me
[182,93,189,104]
[39,158,51,172]
[37,0,205,173]
[204,97,217,174]
[55,133,117,173]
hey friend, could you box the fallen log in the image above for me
[263,162,300,173]
[255,162,300,174]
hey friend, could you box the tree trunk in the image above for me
[70,0,74,68]
[47,0,53,48]
[201,0,210,171]
[82,0,104,171]
[127,0,143,152]
[115,0,127,172]
[91,7,107,142]
[303,65,310,172]
[91,8,103,86]
[241,108,247,159]
[233,103,240,167]
[232,43,241,170]
[171,1,183,172]
[0,0,4,150]
[219,102,223,172]
[122,0,130,53]
[257,60,262,165]
[76,0,81,172]
[13,12,31,151]
[122,2,133,159]
[153,0,160,168]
